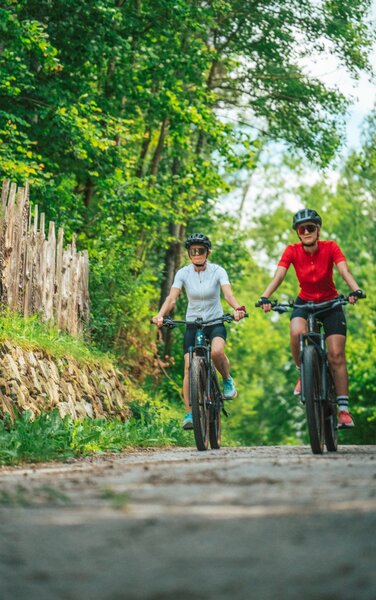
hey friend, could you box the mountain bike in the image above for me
[161,314,245,451]
[256,294,365,455]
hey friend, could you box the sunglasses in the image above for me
[297,224,317,235]
[189,247,207,256]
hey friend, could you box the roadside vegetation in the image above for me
[0,403,193,466]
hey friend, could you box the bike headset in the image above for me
[185,233,212,267]
[292,209,322,247]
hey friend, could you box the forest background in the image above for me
[1,0,375,448]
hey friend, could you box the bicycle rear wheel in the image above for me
[190,356,209,451]
[209,368,221,450]
[324,368,338,452]
[302,345,324,454]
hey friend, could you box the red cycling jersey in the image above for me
[278,240,346,302]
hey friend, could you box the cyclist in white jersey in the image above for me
[152,233,246,430]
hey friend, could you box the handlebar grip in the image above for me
[347,290,367,300]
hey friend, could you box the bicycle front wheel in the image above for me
[324,368,338,452]
[302,345,324,454]
[190,356,209,451]
[209,368,221,450]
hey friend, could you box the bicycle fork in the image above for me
[299,334,328,405]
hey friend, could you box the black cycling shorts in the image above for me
[291,297,347,337]
[183,323,227,354]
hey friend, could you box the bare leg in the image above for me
[326,334,348,396]
[290,317,307,366]
[183,353,190,411]
[211,337,230,379]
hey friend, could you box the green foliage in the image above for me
[0,0,375,450]
[0,403,192,466]
[1,0,374,351]
[0,309,110,365]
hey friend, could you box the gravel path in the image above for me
[0,445,375,600]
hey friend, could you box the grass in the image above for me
[0,310,112,366]
[0,407,193,466]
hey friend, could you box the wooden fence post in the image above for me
[0,180,90,335]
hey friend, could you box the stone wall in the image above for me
[0,342,131,421]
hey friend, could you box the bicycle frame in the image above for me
[161,313,238,408]
[258,294,364,406]
[187,323,219,410]
[256,293,365,454]
[299,316,329,405]
[158,313,244,450]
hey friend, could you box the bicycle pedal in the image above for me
[222,407,229,417]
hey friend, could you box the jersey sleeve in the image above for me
[278,245,293,269]
[171,268,185,290]
[332,241,346,264]
[218,266,230,286]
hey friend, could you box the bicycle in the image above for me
[161,314,245,451]
[256,294,366,455]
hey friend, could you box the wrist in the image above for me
[235,305,246,311]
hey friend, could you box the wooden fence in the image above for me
[0,180,89,335]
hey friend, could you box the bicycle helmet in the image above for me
[184,233,212,250]
[292,209,322,230]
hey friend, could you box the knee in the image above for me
[328,350,345,367]
[290,325,305,339]
[211,348,224,362]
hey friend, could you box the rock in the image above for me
[0,342,131,422]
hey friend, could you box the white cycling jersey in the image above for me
[172,262,230,321]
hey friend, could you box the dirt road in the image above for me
[0,445,375,600]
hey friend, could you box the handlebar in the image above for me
[255,292,366,315]
[151,313,248,329]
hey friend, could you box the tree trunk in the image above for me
[83,178,94,210]
[150,118,169,177]
[136,127,152,177]
[160,222,185,357]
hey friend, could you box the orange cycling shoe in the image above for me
[337,411,354,429]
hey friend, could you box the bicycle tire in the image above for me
[209,369,221,449]
[302,345,324,454]
[190,356,209,451]
[324,368,338,452]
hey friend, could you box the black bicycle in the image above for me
[161,314,243,451]
[256,294,365,455]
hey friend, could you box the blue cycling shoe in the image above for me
[223,376,237,399]
[182,412,193,430]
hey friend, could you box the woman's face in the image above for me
[188,244,208,265]
[297,222,319,244]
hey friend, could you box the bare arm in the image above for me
[152,287,181,326]
[221,283,246,320]
[261,266,287,299]
[258,266,288,312]
[336,261,361,303]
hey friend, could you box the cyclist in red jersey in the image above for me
[258,209,364,429]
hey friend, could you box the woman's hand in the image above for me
[234,306,246,321]
[151,315,164,327]
[258,297,272,312]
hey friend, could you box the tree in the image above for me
[0,0,374,355]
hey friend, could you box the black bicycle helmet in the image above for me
[184,233,212,250]
[292,209,322,230]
